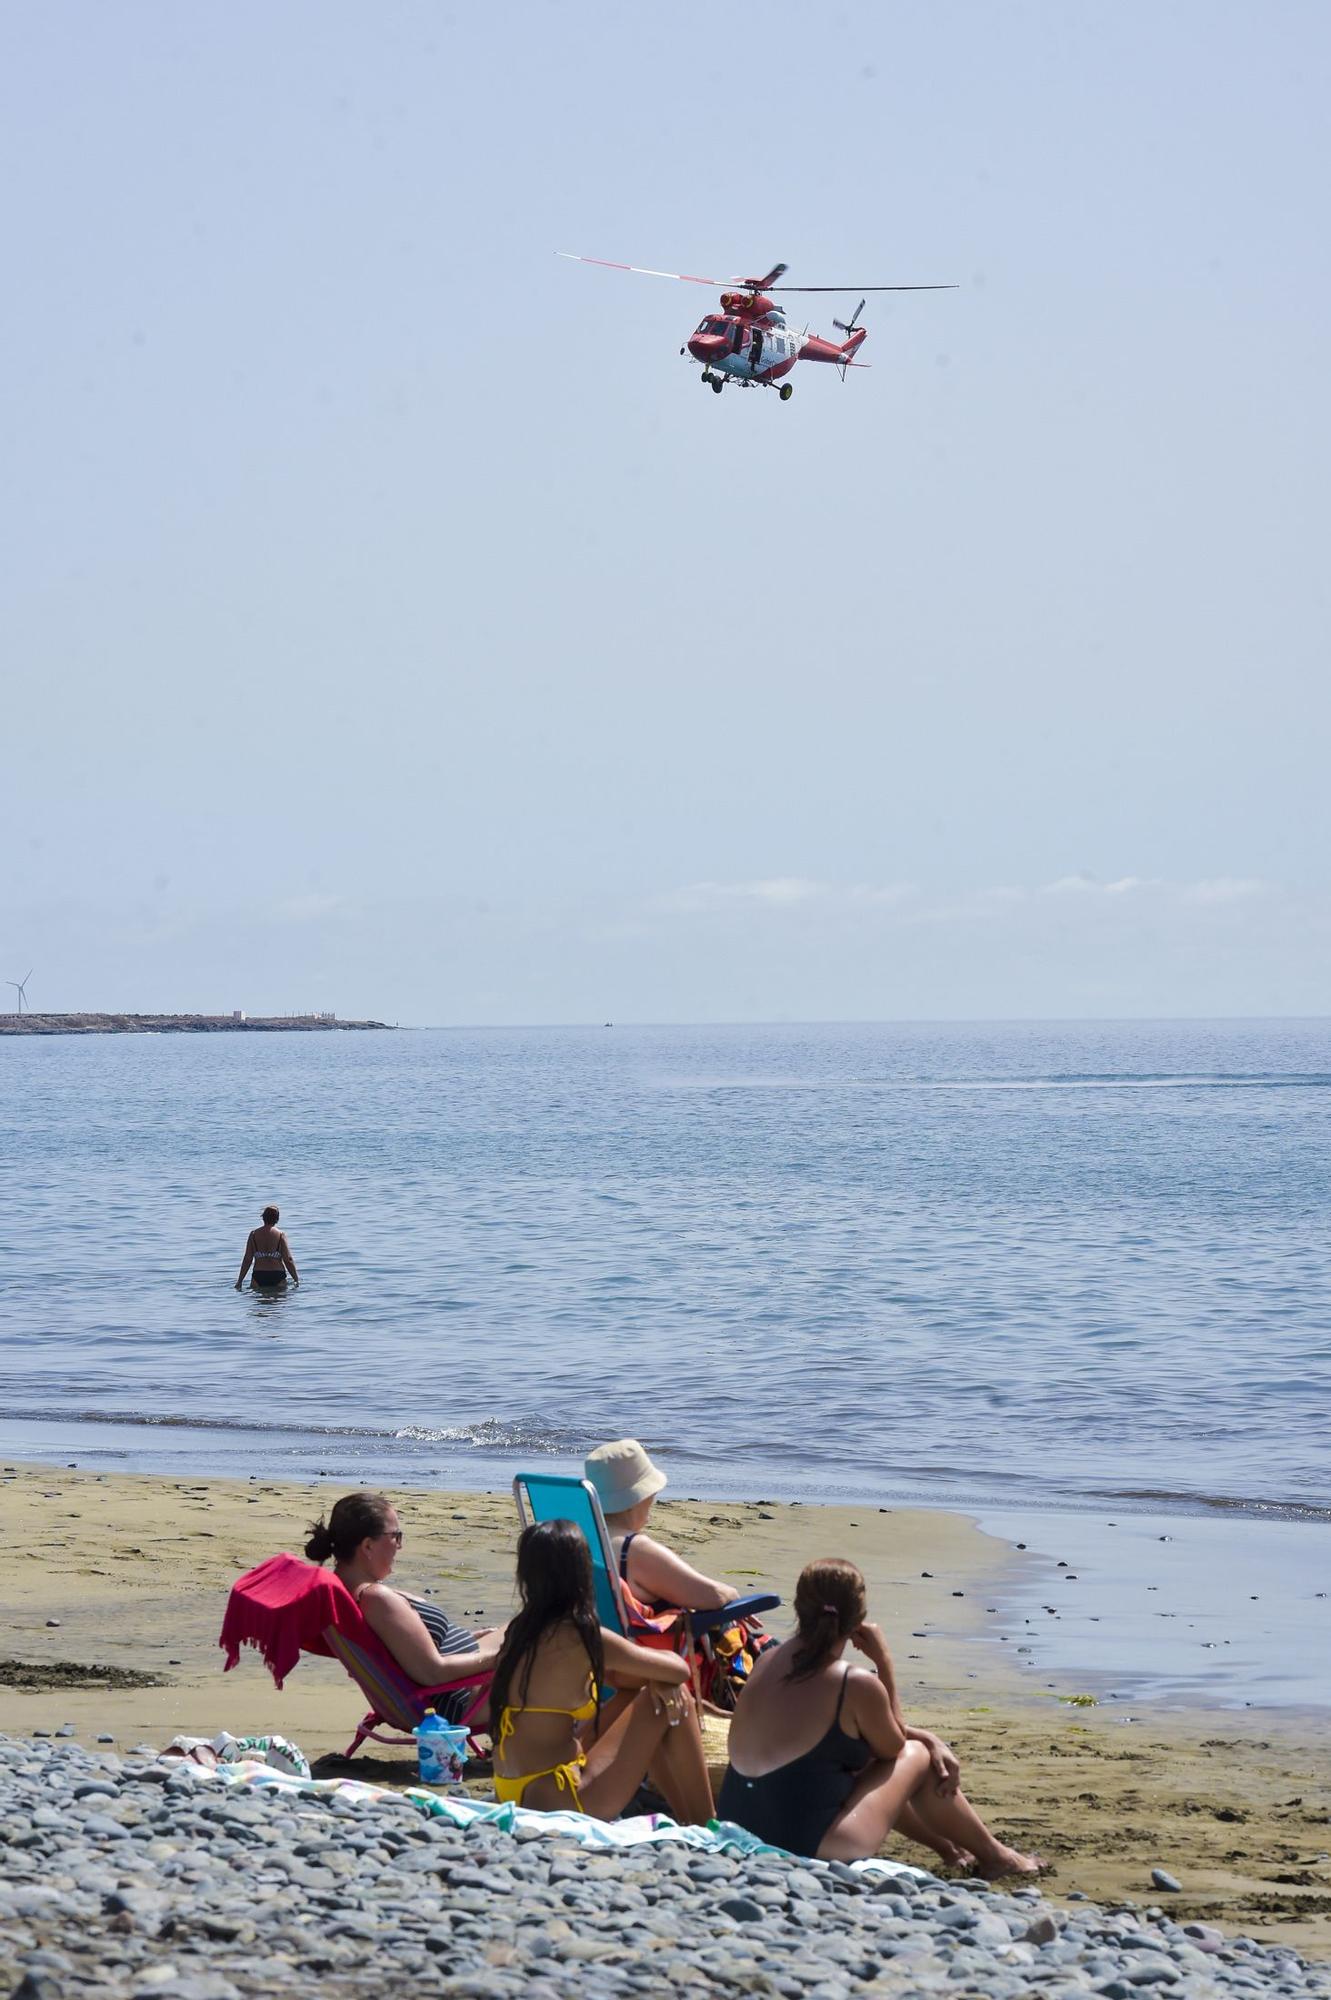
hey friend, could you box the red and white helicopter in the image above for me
[558,253,954,400]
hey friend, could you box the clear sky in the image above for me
[2,2,1327,1022]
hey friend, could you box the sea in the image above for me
[4,1018,1328,1705]
[2,1015,1327,1514]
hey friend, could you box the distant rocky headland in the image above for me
[0,1013,391,1037]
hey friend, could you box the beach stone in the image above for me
[1125,1957,1183,1986]
[3,1736,1331,2000]
[718,1894,767,1923]
[1149,1868,1182,1893]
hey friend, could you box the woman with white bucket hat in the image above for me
[584,1439,739,1615]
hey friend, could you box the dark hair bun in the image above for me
[304,1520,334,1563]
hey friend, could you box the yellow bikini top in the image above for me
[496,1674,597,1753]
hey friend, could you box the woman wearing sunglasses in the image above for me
[304,1491,499,1719]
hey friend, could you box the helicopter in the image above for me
[557,253,954,399]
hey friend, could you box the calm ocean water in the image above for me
[2,1020,1329,1519]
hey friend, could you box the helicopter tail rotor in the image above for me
[832,299,866,335]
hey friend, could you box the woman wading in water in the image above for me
[235,1204,299,1291]
[719,1558,1043,1872]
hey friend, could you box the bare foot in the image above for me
[932,1841,977,1870]
[976,1845,1047,1880]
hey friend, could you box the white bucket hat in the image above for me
[584,1439,667,1515]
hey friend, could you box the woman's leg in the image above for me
[575,1688,712,1826]
[818,1740,1041,1875]
[574,1690,673,1820]
[892,1798,974,1870]
[643,1688,713,1825]
[817,1739,932,1860]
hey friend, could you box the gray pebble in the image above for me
[0,1730,1327,2000]
[717,1894,767,1923]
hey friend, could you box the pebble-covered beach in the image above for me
[3,1737,1329,2000]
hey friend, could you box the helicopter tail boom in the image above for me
[797,325,868,367]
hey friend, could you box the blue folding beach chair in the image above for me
[511,1471,780,1656]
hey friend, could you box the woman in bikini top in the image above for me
[490,1519,713,1823]
[235,1204,299,1291]
[719,1558,1042,1875]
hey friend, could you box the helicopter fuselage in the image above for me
[687,313,798,385]
[684,296,866,392]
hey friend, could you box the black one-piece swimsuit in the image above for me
[717,1666,871,1857]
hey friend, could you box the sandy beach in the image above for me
[1,1463,1328,1957]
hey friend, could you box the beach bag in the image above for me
[695,1616,777,1712]
[617,1534,776,1709]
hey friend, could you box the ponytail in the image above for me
[304,1519,335,1562]
[787,1558,867,1682]
[304,1491,393,1565]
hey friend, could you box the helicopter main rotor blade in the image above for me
[770,283,957,293]
[557,252,744,287]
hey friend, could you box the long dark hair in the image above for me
[491,1520,605,1719]
[305,1491,394,1564]
[787,1557,867,1682]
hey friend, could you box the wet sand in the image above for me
[1,1464,1328,1954]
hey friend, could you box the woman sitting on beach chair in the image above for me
[585,1438,777,1706]
[719,1558,1042,1873]
[585,1438,739,1614]
[491,1518,714,1824]
[305,1491,500,1724]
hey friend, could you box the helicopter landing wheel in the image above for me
[779,382,793,402]
[711,378,724,394]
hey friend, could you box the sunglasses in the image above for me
[380,1528,404,1547]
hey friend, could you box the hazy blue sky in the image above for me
[2,2,1327,1022]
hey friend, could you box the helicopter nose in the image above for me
[688,334,725,362]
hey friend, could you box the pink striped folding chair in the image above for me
[324,1625,491,1761]
[219,1552,492,1762]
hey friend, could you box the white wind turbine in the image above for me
[8,969,33,1016]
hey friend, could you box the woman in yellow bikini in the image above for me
[491,1519,713,1824]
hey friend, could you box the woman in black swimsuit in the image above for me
[235,1204,299,1291]
[718,1558,1041,1873]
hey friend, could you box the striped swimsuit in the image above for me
[405,1596,481,1724]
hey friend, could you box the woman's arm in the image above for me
[600,1627,690,1687]
[280,1233,299,1284]
[625,1533,738,1612]
[235,1233,254,1289]
[359,1584,492,1687]
[843,1664,907,1761]
[851,1622,906,1732]
[853,1621,959,1791]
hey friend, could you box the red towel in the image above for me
[219,1553,365,1690]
